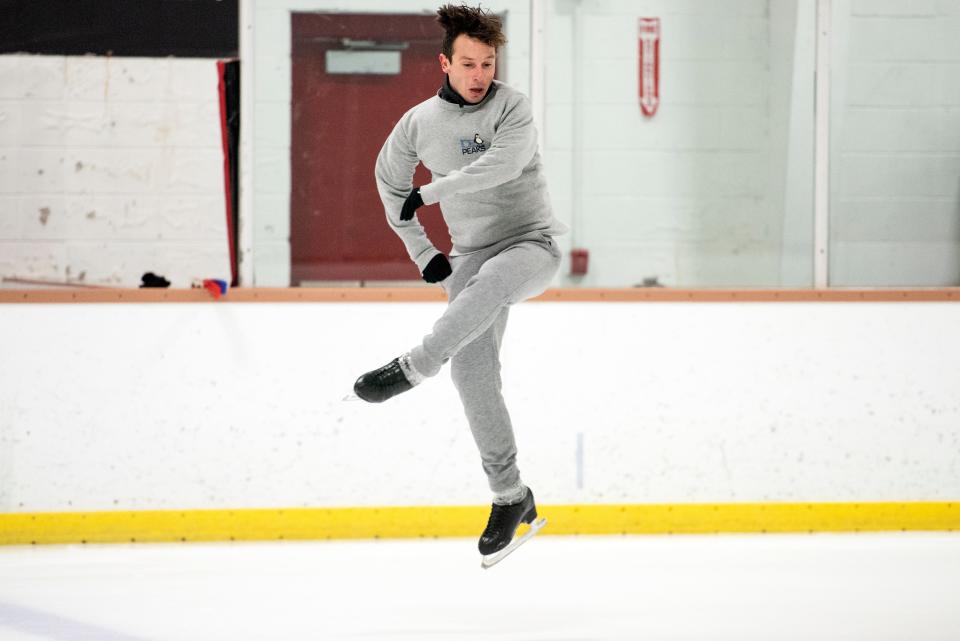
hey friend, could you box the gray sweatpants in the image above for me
[408,230,562,493]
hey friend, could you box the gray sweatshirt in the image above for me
[375,80,568,271]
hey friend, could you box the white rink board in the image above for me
[1,300,959,511]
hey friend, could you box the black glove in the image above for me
[400,187,424,221]
[422,254,452,284]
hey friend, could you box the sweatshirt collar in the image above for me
[437,75,498,109]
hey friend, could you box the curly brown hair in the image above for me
[436,4,506,59]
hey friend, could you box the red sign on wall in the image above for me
[638,17,661,117]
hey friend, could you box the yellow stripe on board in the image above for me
[0,502,956,546]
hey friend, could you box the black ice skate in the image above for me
[353,353,422,403]
[478,488,548,569]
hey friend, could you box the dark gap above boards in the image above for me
[0,0,237,57]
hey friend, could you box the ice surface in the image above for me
[0,533,958,641]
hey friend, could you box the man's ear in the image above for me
[439,53,451,73]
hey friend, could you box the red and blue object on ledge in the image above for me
[204,279,228,299]
[192,278,228,299]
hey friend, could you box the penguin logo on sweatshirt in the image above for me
[460,133,487,155]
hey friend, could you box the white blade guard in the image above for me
[480,517,547,570]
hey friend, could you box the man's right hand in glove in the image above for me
[400,188,424,221]
[421,254,452,284]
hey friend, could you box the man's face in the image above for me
[439,34,496,103]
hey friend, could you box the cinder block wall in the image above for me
[830,0,960,286]
[543,0,814,288]
[0,55,230,287]
[3,1,957,289]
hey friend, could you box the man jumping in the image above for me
[353,3,567,564]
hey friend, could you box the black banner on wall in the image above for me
[0,0,238,57]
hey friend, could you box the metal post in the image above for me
[571,0,584,255]
[814,0,831,288]
[530,0,546,154]
[238,0,255,286]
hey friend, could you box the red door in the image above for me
[290,14,452,284]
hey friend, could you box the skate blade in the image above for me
[342,392,361,401]
[480,517,547,570]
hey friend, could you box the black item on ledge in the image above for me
[140,272,171,288]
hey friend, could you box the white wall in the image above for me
[247,0,531,286]
[3,2,957,290]
[544,0,817,288]
[0,55,231,288]
[2,300,958,512]
[830,0,960,286]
